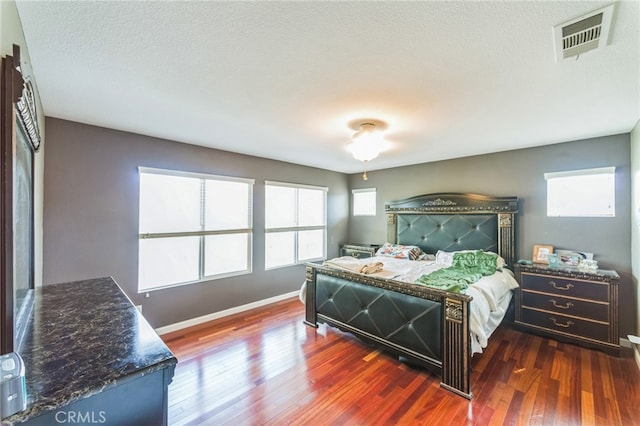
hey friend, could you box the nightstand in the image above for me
[514,263,620,356]
[340,244,380,259]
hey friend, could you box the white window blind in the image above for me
[265,181,327,269]
[138,167,254,291]
[352,188,376,216]
[545,167,615,217]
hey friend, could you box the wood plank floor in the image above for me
[162,297,640,425]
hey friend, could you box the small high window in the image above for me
[545,167,615,217]
[352,188,376,216]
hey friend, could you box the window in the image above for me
[545,167,615,217]
[352,188,376,216]
[265,181,327,269]
[138,167,253,291]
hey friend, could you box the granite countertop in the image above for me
[515,263,620,281]
[3,277,177,425]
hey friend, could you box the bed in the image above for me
[303,193,518,399]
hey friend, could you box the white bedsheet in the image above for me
[303,255,519,355]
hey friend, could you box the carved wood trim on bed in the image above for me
[304,193,518,399]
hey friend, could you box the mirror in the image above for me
[1,45,40,354]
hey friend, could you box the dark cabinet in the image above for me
[515,264,619,356]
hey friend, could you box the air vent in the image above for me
[553,4,615,62]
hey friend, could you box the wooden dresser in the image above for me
[514,264,620,356]
[3,277,176,425]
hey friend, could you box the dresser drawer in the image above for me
[521,273,609,302]
[340,244,379,259]
[341,248,372,258]
[520,308,610,342]
[521,291,609,322]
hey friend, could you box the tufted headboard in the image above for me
[386,193,518,268]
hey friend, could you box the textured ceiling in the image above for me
[15,1,640,173]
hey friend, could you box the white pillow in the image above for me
[435,250,456,266]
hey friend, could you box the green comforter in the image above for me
[414,250,498,293]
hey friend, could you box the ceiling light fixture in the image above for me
[348,122,386,180]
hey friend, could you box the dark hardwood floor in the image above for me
[162,297,640,425]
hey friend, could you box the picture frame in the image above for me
[532,244,554,264]
[556,249,594,266]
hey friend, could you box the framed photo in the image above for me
[556,249,593,266]
[532,244,554,264]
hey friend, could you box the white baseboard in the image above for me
[155,290,299,335]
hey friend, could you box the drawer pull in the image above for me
[549,281,573,291]
[351,253,360,258]
[549,299,574,310]
[550,317,574,328]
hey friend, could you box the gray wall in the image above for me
[43,118,349,328]
[43,118,635,338]
[348,134,635,337]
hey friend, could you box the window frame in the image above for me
[264,180,328,270]
[138,167,254,292]
[352,188,377,216]
[544,166,616,217]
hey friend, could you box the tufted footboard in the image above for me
[304,264,473,399]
